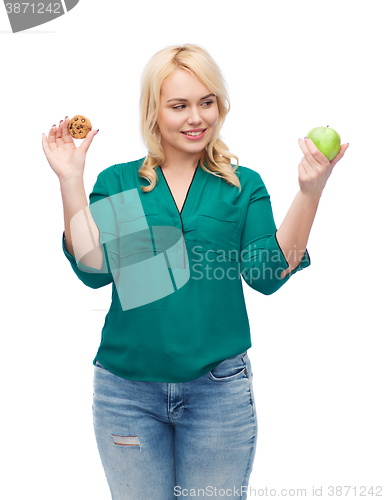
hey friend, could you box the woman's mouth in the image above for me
[181,129,207,140]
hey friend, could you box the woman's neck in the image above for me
[161,158,200,175]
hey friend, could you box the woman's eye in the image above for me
[173,101,213,110]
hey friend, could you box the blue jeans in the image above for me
[92,351,258,499]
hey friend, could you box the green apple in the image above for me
[307,125,341,161]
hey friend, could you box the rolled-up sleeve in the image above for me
[240,172,310,295]
[62,173,114,289]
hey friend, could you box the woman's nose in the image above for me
[187,107,202,124]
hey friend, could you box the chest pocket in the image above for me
[196,200,240,261]
[116,199,163,260]
[115,199,168,311]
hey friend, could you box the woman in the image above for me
[42,44,348,499]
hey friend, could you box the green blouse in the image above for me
[62,157,310,382]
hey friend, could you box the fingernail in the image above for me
[304,137,308,142]
[298,138,302,143]
[95,129,99,134]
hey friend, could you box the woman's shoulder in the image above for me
[232,164,265,186]
[97,157,146,182]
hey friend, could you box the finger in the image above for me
[300,137,329,168]
[42,132,52,157]
[55,120,65,147]
[47,124,58,150]
[79,128,99,154]
[299,158,308,176]
[62,116,75,144]
[298,138,319,171]
[298,146,317,175]
[298,160,309,184]
[330,143,349,168]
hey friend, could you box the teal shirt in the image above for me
[62,157,310,382]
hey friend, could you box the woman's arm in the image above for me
[60,176,104,270]
[276,137,349,279]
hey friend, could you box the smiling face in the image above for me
[156,68,219,167]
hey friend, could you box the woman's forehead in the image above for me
[160,68,209,99]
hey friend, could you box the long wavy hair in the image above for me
[138,43,241,193]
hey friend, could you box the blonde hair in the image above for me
[138,44,241,193]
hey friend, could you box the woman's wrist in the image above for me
[298,186,322,207]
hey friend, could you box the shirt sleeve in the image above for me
[240,171,310,295]
[62,173,115,289]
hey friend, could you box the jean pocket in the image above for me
[208,352,247,382]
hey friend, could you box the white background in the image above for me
[1,0,383,498]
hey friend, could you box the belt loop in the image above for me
[240,351,248,374]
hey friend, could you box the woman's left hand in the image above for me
[298,137,349,201]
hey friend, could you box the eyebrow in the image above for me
[166,93,216,103]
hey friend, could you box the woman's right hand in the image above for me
[42,116,99,182]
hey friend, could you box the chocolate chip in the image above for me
[74,117,78,121]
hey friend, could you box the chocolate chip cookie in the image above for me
[69,115,92,139]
